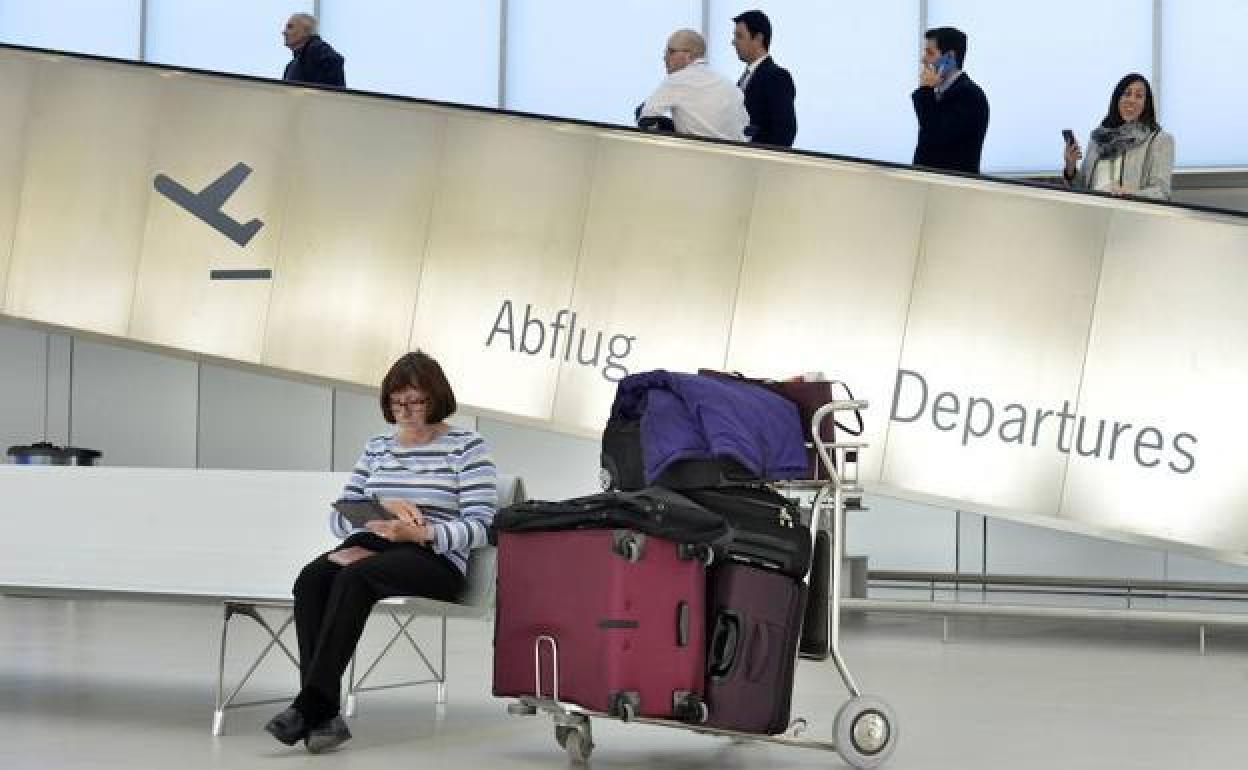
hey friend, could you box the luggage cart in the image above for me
[503,400,899,768]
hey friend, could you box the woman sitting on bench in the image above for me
[265,351,498,753]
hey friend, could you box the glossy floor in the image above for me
[1,594,1246,770]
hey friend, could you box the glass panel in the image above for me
[928,0,1153,173]
[0,0,139,59]
[145,0,313,79]
[1160,0,1248,167]
[320,0,499,106]
[505,0,701,125]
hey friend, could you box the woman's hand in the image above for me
[380,498,425,525]
[366,519,434,544]
[1063,139,1082,176]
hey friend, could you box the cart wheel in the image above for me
[618,701,637,722]
[564,726,594,764]
[554,725,573,748]
[833,696,898,769]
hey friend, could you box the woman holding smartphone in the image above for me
[264,351,497,753]
[1063,73,1174,200]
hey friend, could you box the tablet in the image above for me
[332,498,397,529]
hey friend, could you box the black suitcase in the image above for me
[491,487,730,547]
[678,487,812,580]
[704,562,806,734]
[600,416,760,491]
[799,529,831,659]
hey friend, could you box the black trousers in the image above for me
[291,533,464,723]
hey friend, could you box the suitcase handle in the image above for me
[708,612,741,678]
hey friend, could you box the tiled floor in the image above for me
[2,593,1247,769]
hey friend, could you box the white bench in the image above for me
[0,466,523,735]
[212,518,511,736]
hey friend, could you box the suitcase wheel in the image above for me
[672,691,708,723]
[677,543,714,566]
[599,455,620,491]
[611,532,645,562]
[608,691,641,721]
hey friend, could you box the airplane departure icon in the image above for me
[154,162,265,247]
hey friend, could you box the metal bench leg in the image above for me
[345,652,359,717]
[213,603,233,736]
[348,611,449,716]
[211,602,299,736]
[436,615,448,705]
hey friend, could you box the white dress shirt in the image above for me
[640,60,749,141]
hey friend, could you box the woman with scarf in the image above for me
[1062,73,1174,200]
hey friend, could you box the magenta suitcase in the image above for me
[492,528,708,721]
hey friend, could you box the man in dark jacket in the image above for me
[731,10,797,147]
[282,13,345,88]
[912,27,989,174]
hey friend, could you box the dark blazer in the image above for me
[911,73,990,174]
[742,56,797,147]
[282,36,345,88]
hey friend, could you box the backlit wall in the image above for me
[1,48,1246,557]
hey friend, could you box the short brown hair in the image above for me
[379,351,456,424]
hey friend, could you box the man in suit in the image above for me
[912,27,989,174]
[282,13,345,88]
[731,10,796,147]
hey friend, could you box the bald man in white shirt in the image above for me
[638,29,749,141]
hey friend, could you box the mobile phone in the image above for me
[1062,129,1077,146]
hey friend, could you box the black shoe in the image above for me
[304,715,352,754]
[264,706,308,746]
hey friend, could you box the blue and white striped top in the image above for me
[329,429,498,575]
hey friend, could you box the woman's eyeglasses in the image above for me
[390,397,429,412]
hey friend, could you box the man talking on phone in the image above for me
[912,27,990,174]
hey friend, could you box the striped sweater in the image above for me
[329,429,498,575]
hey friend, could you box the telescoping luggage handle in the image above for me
[534,635,560,704]
[810,399,869,487]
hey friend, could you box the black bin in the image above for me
[6,442,101,466]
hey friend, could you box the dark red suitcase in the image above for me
[492,528,708,721]
[704,562,807,734]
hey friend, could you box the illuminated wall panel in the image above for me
[881,187,1110,513]
[263,95,444,384]
[724,162,927,481]
[551,139,756,431]
[4,60,159,334]
[128,75,293,361]
[410,115,596,420]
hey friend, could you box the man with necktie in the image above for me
[731,10,797,147]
